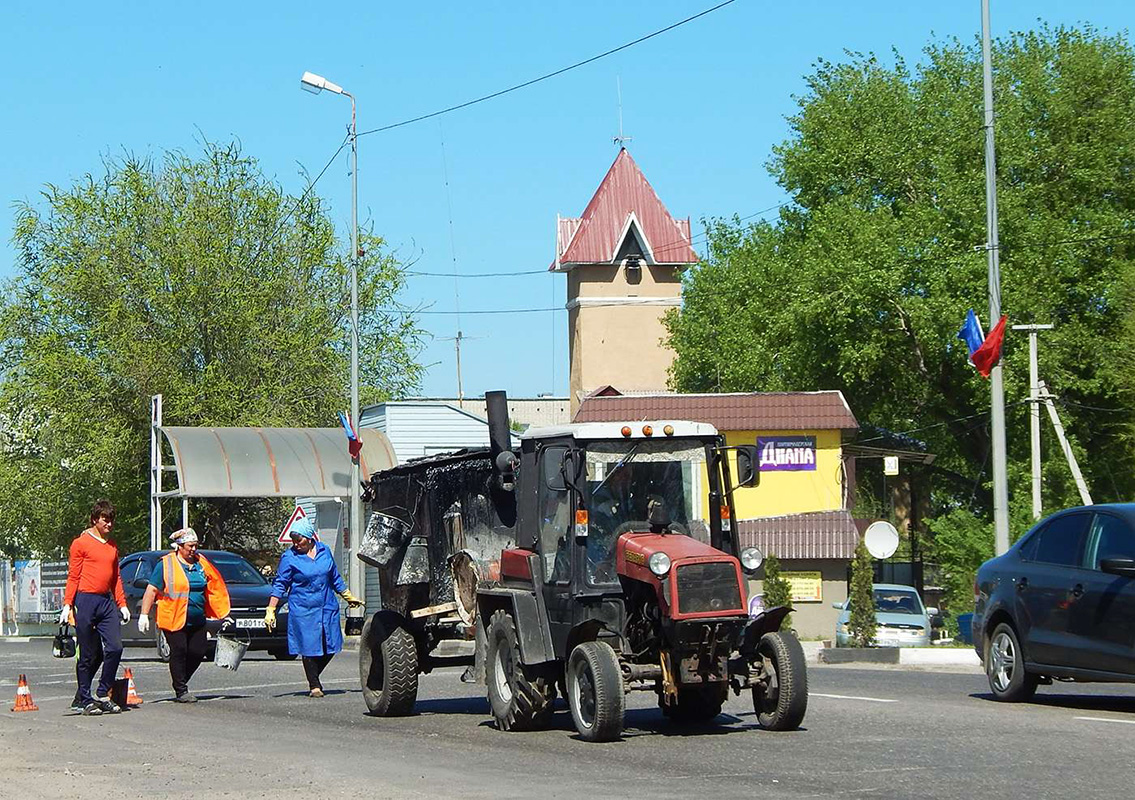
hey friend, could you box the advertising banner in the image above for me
[758,436,817,472]
[783,571,823,603]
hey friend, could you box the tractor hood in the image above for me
[616,532,748,620]
[617,532,727,569]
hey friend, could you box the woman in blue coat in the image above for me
[263,518,363,697]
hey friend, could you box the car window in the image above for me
[872,589,924,615]
[1031,512,1089,566]
[119,558,139,584]
[1085,513,1135,570]
[208,555,268,585]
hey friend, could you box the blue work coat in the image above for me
[271,541,346,657]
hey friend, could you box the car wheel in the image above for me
[986,622,1038,702]
[271,649,298,661]
[155,628,171,663]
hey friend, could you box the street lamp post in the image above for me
[301,71,362,598]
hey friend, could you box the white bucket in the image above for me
[214,630,250,671]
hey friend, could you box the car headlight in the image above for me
[739,547,764,572]
[648,552,671,577]
[278,603,288,614]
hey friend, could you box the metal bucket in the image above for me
[214,629,251,671]
[358,511,412,567]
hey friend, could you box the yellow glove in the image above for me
[264,607,277,631]
[340,590,364,609]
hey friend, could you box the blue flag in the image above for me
[957,309,985,361]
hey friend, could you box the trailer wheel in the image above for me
[752,630,808,731]
[567,641,625,742]
[485,610,556,731]
[663,683,727,723]
[360,611,419,716]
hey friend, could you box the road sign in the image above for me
[278,506,314,544]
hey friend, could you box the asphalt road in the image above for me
[2,638,1134,799]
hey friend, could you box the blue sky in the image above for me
[3,1,1130,401]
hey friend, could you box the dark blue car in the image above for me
[973,503,1135,701]
[119,550,292,661]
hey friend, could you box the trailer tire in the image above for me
[567,641,625,742]
[752,630,808,731]
[663,683,727,723]
[485,610,556,731]
[360,611,419,716]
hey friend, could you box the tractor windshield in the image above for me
[583,440,708,585]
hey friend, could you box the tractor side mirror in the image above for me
[734,445,759,488]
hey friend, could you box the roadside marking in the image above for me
[811,692,897,703]
[1075,716,1135,725]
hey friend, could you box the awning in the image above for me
[159,427,397,499]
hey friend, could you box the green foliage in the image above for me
[0,141,425,557]
[761,552,792,631]
[665,25,1135,524]
[926,508,994,615]
[848,539,877,647]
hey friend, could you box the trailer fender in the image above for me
[477,587,553,665]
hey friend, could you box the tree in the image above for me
[926,508,994,616]
[848,539,877,648]
[0,141,424,557]
[761,552,793,631]
[666,25,1135,524]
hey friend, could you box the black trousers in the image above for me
[74,592,123,704]
[302,653,334,690]
[164,623,207,696]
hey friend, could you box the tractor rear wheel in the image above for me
[359,611,419,716]
[485,610,556,731]
[567,641,625,742]
[663,683,727,723]
[752,630,808,731]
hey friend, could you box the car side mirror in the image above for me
[133,578,150,590]
[734,445,759,488]
[831,601,844,610]
[926,607,939,617]
[1100,557,1135,578]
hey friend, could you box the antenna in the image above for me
[613,76,632,148]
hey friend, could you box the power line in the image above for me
[356,0,740,137]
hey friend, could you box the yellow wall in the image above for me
[702,429,846,518]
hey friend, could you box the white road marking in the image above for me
[811,692,897,703]
[1075,716,1135,725]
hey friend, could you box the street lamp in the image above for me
[301,70,362,596]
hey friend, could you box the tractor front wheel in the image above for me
[752,630,808,731]
[566,641,625,742]
[485,610,556,731]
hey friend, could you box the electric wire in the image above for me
[356,0,739,138]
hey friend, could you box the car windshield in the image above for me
[208,555,267,585]
[583,439,708,584]
[872,589,923,615]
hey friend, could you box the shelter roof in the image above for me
[551,148,697,270]
[159,427,396,498]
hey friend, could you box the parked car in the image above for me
[119,549,292,661]
[973,503,1135,701]
[833,583,936,647]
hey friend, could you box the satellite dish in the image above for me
[864,521,899,559]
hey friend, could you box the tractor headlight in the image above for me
[740,547,764,573]
[648,552,671,577]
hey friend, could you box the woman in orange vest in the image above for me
[138,528,232,702]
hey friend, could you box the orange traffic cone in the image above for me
[11,674,38,712]
[124,668,143,706]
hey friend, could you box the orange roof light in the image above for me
[663,424,674,436]
[642,425,654,436]
[621,426,632,437]
[720,505,732,519]
[575,509,589,525]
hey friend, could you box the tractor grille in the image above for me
[675,562,742,615]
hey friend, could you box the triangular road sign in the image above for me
[278,506,315,544]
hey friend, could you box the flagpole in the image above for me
[982,0,1011,555]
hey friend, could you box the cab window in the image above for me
[537,446,571,584]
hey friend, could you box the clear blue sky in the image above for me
[3,1,1130,402]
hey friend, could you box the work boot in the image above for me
[174,692,198,704]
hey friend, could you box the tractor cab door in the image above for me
[535,442,577,656]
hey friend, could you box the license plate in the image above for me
[235,618,266,629]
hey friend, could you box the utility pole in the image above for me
[1012,323,1053,520]
[981,0,1011,555]
[1037,381,1093,506]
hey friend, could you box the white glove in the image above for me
[138,615,150,634]
[59,605,71,626]
[119,606,131,625]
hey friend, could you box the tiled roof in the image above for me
[574,391,858,432]
[551,148,697,270]
[738,510,860,560]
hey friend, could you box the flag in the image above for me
[957,309,985,360]
[971,315,1008,378]
[338,411,363,459]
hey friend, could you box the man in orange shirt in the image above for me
[60,499,130,716]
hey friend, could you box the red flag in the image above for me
[971,315,1008,377]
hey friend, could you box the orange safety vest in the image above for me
[155,553,231,631]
